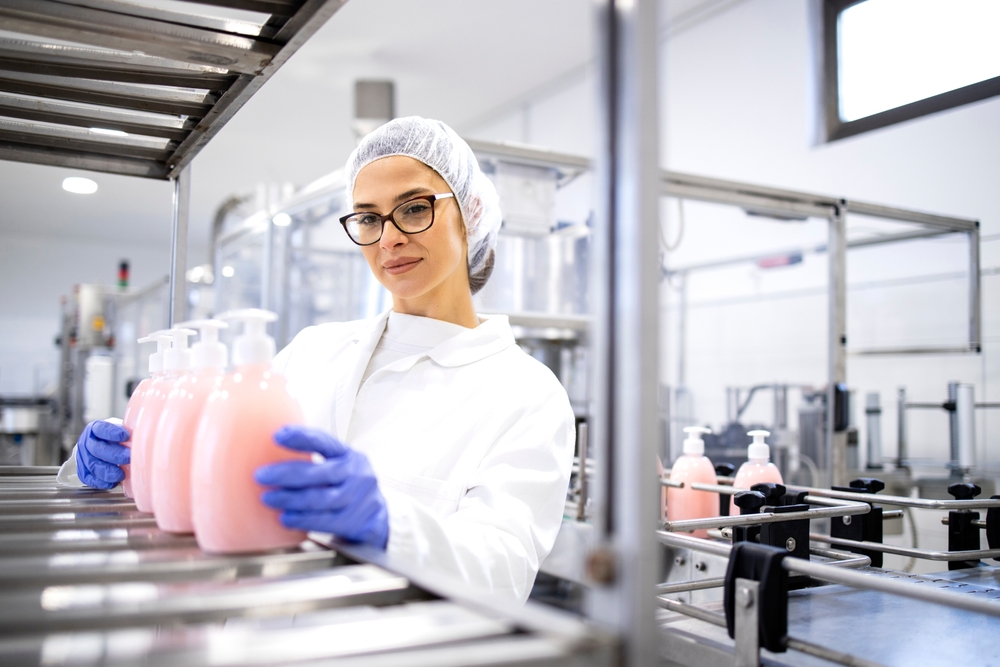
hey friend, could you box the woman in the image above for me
[70,117,575,602]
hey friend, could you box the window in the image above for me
[820,0,1000,141]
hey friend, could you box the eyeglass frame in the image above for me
[338,192,456,246]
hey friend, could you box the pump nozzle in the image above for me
[138,331,172,375]
[681,426,712,456]
[178,319,228,369]
[160,328,195,372]
[218,309,277,367]
[747,429,771,461]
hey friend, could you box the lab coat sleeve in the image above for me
[382,384,575,603]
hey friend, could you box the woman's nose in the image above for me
[380,220,407,248]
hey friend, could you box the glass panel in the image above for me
[838,0,1000,121]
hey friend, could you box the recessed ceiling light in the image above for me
[222,265,235,278]
[273,212,292,227]
[62,177,98,194]
[90,127,128,137]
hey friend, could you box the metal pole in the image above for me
[168,165,190,327]
[969,225,981,352]
[896,387,908,469]
[828,202,847,487]
[586,0,660,663]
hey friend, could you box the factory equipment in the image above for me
[656,468,1000,666]
[0,466,617,666]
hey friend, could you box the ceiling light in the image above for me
[89,127,128,137]
[62,177,98,194]
[273,212,292,227]
[222,265,235,278]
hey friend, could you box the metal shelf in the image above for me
[0,0,347,179]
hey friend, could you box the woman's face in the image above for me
[352,156,470,307]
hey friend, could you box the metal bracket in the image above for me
[733,578,759,667]
[831,477,886,567]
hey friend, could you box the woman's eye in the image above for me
[356,214,380,226]
[403,203,430,215]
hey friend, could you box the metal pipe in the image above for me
[809,547,870,568]
[656,577,725,594]
[783,557,1000,618]
[865,392,883,469]
[656,596,727,627]
[969,225,982,352]
[784,636,888,667]
[940,517,986,528]
[896,387,908,469]
[956,383,976,473]
[787,484,1000,509]
[948,381,960,469]
[662,500,870,533]
[808,533,1000,561]
[656,531,732,557]
[882,509,903,519]
[829,202,848,488]
[168,164,190,326]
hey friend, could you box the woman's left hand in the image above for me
[255,426,389,549]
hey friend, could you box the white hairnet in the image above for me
[345,116,502,278]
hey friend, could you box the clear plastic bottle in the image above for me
[131,328,193,513]
[730,430,783,515]
[120,334,169,499]
[667,426,718,538]
[191,309,309,554]
[151,320,228,534]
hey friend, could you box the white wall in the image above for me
[464,0,1000,477]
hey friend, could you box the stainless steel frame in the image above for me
[0,0,348,180]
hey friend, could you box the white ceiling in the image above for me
[0,0,730,262]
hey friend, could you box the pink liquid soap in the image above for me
[152,321,227,534]
[667,427,718,538]
[131,328,192,514]
[191,310,309,554]
[730,430,783,515]
[120,333,171,499]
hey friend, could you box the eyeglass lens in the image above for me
[344,198,436,245]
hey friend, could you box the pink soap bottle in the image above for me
[131,328,192,513]
[121,334,171,499]
[730,430,783,515]
[667,426,718,538]
[151,320,228,534]
[191,309,310,554]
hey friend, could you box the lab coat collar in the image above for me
[427,313,515,367]
[336,310,391,439]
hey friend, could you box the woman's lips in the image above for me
[383,258,422,275]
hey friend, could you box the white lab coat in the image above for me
[274,310,575,603]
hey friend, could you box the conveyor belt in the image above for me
[0,466,616,666]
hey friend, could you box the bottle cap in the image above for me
[160,328,195,372]
[747,429,771,460]
[137,332,172,375]
[178,319,228,369]
[682,426,711,456]
[218,309,277,367]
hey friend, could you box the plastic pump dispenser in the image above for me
[667,426,718,537]
[730,429,783,515]
[191,309,308,553]
[151,320,228,533]
[131,328,194,513]
[119,334,170,498]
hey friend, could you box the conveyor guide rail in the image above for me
[0,0,347,179]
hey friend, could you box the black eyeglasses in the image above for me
[339,193,455,246]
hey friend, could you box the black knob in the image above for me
[948,483,982,500]
[715,463,736,478]
[849,478,885,494]
[734,490,766,515]
[750,482,786,505]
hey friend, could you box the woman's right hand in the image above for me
[76,420,131,490]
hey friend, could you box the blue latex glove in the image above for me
[255,426,389,549]
[75,420,131,490]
